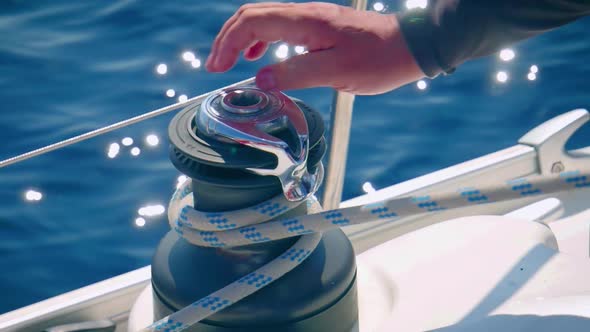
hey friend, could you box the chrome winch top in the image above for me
[194,86,322,202]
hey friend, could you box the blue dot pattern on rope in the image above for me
[197,231,225,247]
[281,218,315,234]
[508,178,543,196]
[459,188,489,203]
[280,247,313,262]
[238,272,274,288]
[562,172,590,187]
[141,170,590,331]
[206,212,237,230]
[252,201,290,217]
[239,226,271,243]
[323,211,350,226]
[193,296,232,311]
[369,205,398,219]
[151,319,185,331]
[412,195,447,211]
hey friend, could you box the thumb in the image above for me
[256,49,341,91]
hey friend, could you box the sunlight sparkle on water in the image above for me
[177,175,189,189]
[496,71,509,83]
[499,48,515,61]
[182,51,196,62]
[362,182,376,193]
[405,0,428,9]
[530,65,539,73]
[138,204,165,217]
[275,44,289,59]
[294,46,306,54]
[25,190,43,202]
[191,59,202,68]
[131,147,141,156]
[107,142,120,159]
[146,134,159,147]
[135,217,146,227]
[156,63,168,75]
[122,137,133,146]
[178,95,188,103]
[527,72,537,81]
[166,89,176,98]
[417,80,427,90]
[372,2,385,11]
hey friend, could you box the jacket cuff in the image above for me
[396,10,453,79]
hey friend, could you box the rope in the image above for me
[141,169,590,331]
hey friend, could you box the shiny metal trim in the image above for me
[0,77,255,168]
[350,0,369,11]
[221,89,269,115]
[518,109,589,175]
[321,0,368,209]
[198,86,321,201]
[321,92,355,209]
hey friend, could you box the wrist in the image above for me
[395,10,447,79]
[386,14,426,88]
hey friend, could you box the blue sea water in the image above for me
[1,0,590,314]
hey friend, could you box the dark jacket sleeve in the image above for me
[397,0,590,78]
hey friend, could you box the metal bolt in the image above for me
[551,161,565,173]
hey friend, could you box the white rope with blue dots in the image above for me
[141,170,590,331]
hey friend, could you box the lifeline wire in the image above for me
[142,169,590,331]
[0,77,255,169]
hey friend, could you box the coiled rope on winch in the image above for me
[142,169,590,331]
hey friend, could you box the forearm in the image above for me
[397,0,590,78]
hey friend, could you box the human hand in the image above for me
[205,2,425,95]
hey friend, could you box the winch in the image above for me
[150,85,358,331]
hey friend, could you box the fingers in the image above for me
[207,5,338,72]
[210,7,307,71]
[244,41,269,61]
[256,49,342,91]
[207,2,289,69]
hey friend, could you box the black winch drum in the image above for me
[151,87,358,331]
